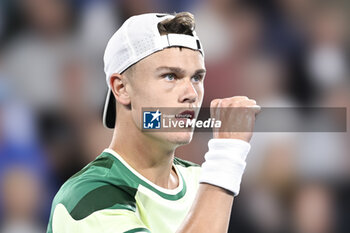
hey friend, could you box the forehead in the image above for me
[135,47,205,72]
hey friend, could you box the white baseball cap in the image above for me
[102,13,204,128]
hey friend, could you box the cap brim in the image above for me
[102,88,116,129]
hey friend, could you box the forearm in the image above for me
[176,184,234,233]
[176,97,259,233]
[176,139,250,233]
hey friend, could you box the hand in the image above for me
[210,96,260,142]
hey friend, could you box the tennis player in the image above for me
[47,12,260,233]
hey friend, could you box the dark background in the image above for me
[0,0,349,232]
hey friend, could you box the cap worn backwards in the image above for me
[102,13,204,129]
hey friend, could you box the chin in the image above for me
[145,130,194,148]
[166,131,194,146]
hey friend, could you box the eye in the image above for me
[191,74,204,83]
[163,73,176,81]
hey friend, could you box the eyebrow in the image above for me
[155,66,206,76]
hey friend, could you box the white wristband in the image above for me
[199,139,251,196]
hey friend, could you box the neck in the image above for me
[109,119,179,189]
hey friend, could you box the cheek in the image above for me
[129,82,167,129]
[196,84,204,100]
[137,81,175,102]
[130,80,152,101]
[130,80,164,110]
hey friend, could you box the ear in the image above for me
[110,73,131,106]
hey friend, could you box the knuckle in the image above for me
[221,99,229,105]
[234,96,248,100]
[210,99,219,106]
[249,99,257,105]
[211,99,223,108]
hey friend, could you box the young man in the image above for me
[47,12,260,233]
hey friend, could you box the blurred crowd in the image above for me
[0,0,349,233]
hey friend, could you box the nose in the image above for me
[178,79,198,104]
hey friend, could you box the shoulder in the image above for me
[174,157,200,168]
[52,153,138,221]
[174,157,201,186]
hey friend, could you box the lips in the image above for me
[176,110,195,120]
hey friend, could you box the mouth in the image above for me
[175,110,195,120]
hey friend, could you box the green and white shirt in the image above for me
[47,148,201,233]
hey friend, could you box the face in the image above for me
[126,47,205,147]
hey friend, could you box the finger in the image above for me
[249,104,261,114]
[210,99,221,118]
[210,99,220,108]
[232,96,249,100]
[215,100,222,117]
[249,99,257,105]
[235,99,257,107]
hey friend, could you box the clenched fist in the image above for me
[210,96,260,142]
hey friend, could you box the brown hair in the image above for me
[123,12,196,78]
[157,12,195,36]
